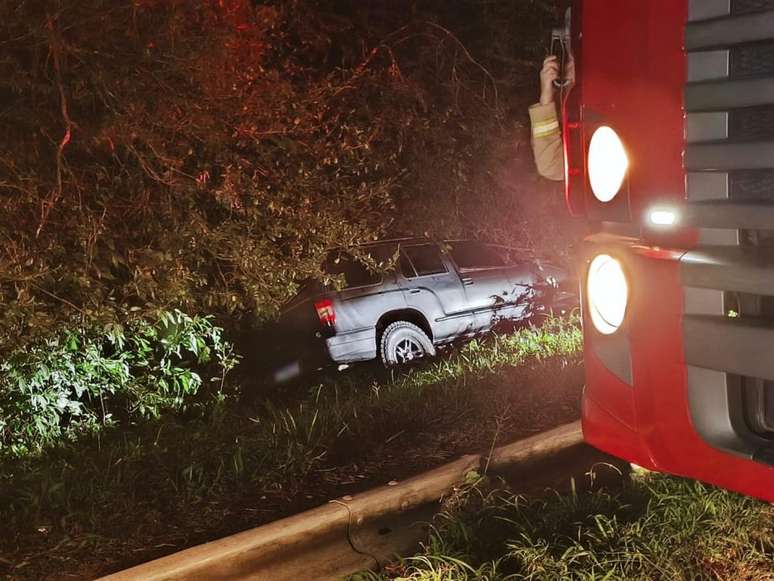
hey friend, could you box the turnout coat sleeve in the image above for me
[529,102,565,182]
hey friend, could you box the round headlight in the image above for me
[587,254,628,335]
[588,126,629,203]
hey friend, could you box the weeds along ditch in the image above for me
[1,317,583,578]
[355,470,774,581]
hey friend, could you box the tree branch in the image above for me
[423,21,499,110]
[38,14,75,238]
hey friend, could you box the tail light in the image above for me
[314,299,336,327]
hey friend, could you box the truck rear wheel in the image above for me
[380,321,435,367]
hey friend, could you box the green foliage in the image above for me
[0,310,238,460]
[361,472,774,580]
[0,0,574,349]
[1,317,581,577]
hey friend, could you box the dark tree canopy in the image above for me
[0,0,570,348]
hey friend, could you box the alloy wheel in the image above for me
[394,338,424,363]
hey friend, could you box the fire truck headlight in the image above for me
[588,126,629,203]
[587,254,628,335]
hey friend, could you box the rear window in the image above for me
[324,245,397,288]
[403,244,447,277]
[448,241,505,270]
[324,254,380,288]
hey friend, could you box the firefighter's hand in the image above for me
[539,56,560,105]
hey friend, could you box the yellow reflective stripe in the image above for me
[532,119,560,137]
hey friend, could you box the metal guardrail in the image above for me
[101,421,588,581]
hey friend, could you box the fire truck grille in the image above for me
[733,0,774,16]
[732,41,774,79]
[729,105,774,142]
[729,170,774,200]
[743,378,774,433]
[683,0,774,461]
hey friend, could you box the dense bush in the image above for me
[0,310,238,460]
[0,318,583,579]
[0,0,571,351]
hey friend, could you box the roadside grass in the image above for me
[0,316,582,578]
[357,471,774,581]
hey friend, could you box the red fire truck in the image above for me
[564,0,774,502]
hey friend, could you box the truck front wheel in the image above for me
[380,321,435,367]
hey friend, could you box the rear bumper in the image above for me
[270,333,329,383]
[270,327,377,384]
[326,327,377,363]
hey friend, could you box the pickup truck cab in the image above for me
[270,238,572,382]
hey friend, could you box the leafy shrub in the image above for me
[0,310,239,460]
[0,0,573,352]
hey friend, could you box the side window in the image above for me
[403,244,447,277]
[448,241,505,270]
[368,244,399,266]
[481,244,507,267]
[399,252,417,278]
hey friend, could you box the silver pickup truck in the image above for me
[269,238,574,382]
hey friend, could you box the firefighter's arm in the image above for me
[529,102,565,182]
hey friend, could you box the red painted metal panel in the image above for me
[582,238,774,501]
[565,0,692,237]
[575,0,774,501]
[582,391,654,470]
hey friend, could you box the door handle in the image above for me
[462,277,474,286]
[409,288,421,294]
